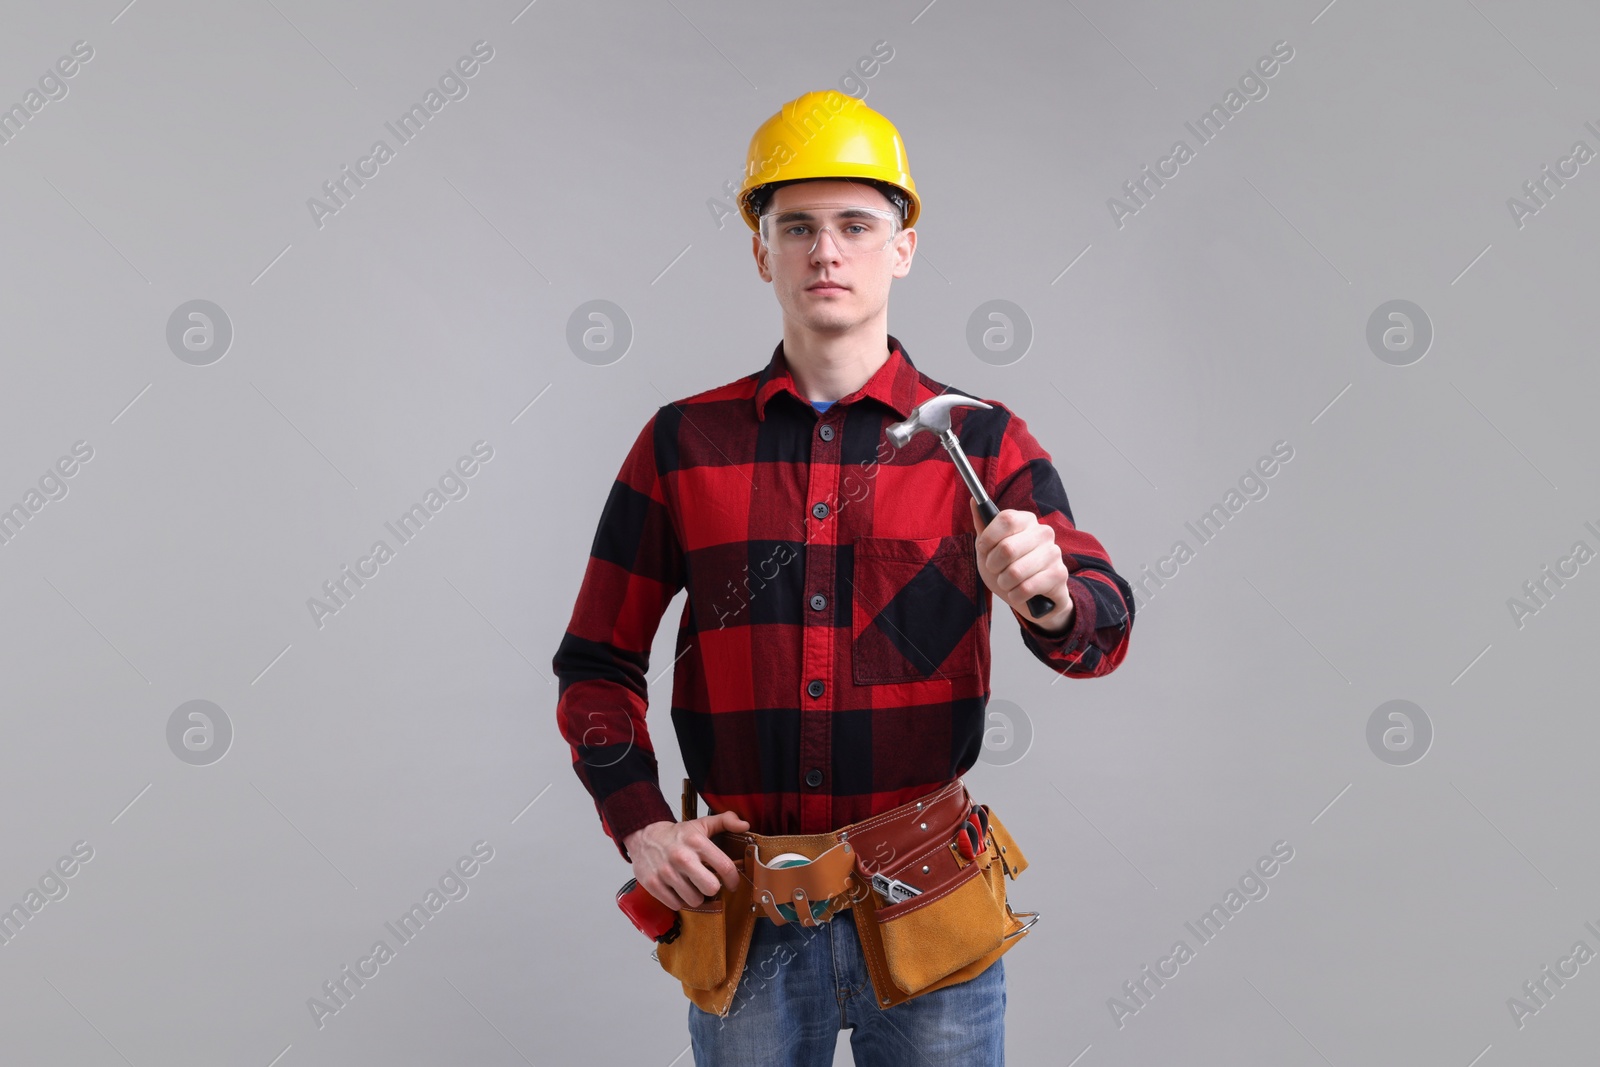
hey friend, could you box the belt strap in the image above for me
[681,777,698,822]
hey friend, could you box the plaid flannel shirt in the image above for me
[553,336,1134,862]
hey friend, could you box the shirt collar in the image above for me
[754,335,920,422]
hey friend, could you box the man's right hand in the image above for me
[624,811,751,910]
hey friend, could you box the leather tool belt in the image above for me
[654,777,1039,1017]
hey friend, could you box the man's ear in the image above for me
[891,227,916,278]
[753,233,773,282]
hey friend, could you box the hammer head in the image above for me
[886,394,993,448]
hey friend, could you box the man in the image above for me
[553,90,1134,1065]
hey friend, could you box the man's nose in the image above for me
[808,226,846,261]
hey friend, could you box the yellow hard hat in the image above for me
[737,90,920,232]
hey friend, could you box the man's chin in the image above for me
[790,300,857,326]
[799,315,857,336]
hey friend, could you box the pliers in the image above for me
[954,804,990,861]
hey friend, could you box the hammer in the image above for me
[886,394,1056,619]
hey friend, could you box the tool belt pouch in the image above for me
[654,779,739,994]
[865,799,1033,998]
[653,838,857,991]
[749,838,859,927]
[654,895,729,991]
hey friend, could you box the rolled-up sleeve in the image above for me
[552,410,685,862]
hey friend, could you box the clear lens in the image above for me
[758,205,901,256]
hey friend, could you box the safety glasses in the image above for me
[757,204,903,257]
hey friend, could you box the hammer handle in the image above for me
[975,498,1056,619]
[937,427,1056,621]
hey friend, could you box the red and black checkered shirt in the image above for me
[553,336,1134,862]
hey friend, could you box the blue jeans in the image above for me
[687,905,1006,1066]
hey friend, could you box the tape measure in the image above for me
[766,852,833,923]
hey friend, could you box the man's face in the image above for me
[752,179,916,335]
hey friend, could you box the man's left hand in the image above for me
[969,498,1075,636]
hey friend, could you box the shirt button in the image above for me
[809,593,827,611]
[805,768,824,788]
[807,679,825,698]
[811,502,829,519]
[818,424,834,441]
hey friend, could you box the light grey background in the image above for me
[2,0,1596,1064]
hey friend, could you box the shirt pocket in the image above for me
[850,532,981,685]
